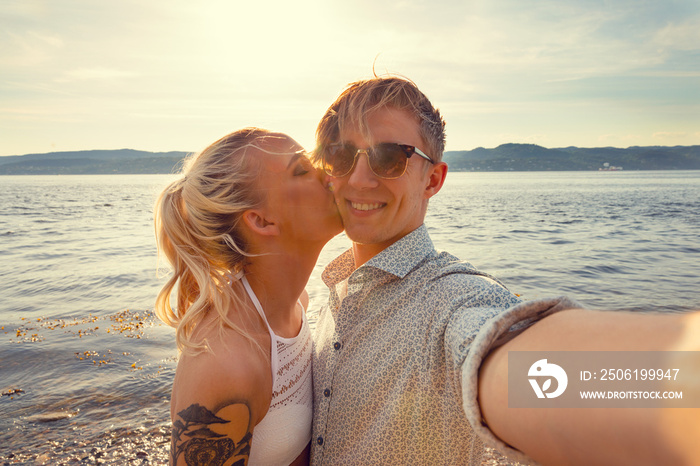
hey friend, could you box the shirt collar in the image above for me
[322,224,436,288]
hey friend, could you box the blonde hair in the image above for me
[154,127,285,354]
[312,74,446,165]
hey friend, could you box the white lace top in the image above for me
[242,276,313,466]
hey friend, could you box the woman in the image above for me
[154,128,342,466]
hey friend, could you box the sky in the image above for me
[1,0,699,156]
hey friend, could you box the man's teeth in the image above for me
[351,202,382,211]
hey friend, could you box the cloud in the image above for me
[654,18,700,51]
[381,0,700,85]
[0,106,82,123]
[653,131,689,140]
[58,68,138,82]
[3,30,64,67]
[597,134,643,146]
[28,30,64,48]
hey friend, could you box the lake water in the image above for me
[1,171,699,464]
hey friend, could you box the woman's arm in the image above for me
[171,400,254,465]
[478,308,700,465]
[170,335,271,466]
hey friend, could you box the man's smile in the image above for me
[349,201,385,212]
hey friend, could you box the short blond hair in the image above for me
[313,75,446,164]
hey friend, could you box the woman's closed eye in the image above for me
[293,158,313,176]
[293,166,309,176]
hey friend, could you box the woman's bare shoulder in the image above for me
[173,328,271,410]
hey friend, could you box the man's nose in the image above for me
[348,151,379,189]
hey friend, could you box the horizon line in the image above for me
[3,142,700,158]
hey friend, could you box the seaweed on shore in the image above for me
[5,309,159,345]
[1,388,24,399]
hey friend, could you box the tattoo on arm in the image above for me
[171,402,253,466]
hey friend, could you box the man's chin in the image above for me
[343,227,384,246]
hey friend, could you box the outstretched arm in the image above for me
[477,308,700,465]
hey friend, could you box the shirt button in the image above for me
[317,436,324,445]
[323,388,331,397]
[333,341,341,350]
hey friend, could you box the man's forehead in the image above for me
[338,107,420,142]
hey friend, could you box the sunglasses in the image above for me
[322,142,434,179]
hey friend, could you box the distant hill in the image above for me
[0,149,190,175]
[1,145,700,175]
[443,144,700,171]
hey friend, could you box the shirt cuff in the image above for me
[461,296,583,464]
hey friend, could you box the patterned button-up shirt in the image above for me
[311,225,524,465]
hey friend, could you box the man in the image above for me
[308,76,570,464]
[309,75,700,465]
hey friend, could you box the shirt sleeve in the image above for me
[459,296,582,463]
[442,274,523,383]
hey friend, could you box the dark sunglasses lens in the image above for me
[324,145,356,176]
[371,144,408,179]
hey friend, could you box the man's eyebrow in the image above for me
[286,150,305,169]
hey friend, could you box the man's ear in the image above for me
[424,161,448,200]
[241,209,280,237]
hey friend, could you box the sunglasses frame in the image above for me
[322,142,434,179]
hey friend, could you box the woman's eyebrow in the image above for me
[286,150,305,169]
